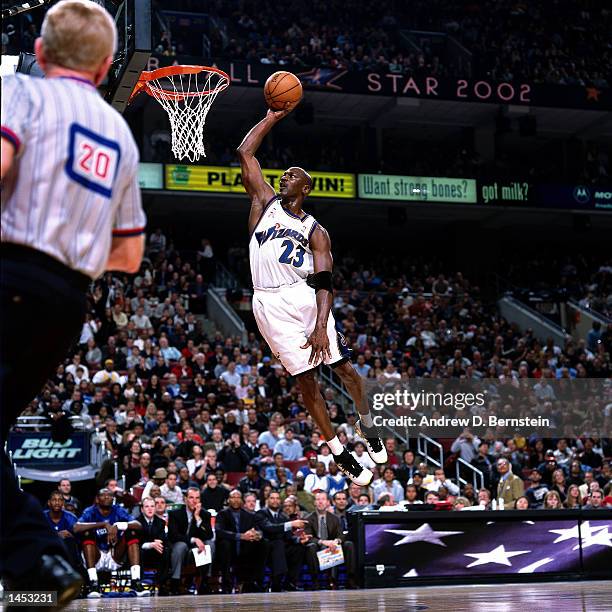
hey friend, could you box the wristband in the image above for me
[115,522,128,531]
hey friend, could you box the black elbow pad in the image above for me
[306,271,333,292]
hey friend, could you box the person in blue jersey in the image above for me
[238,108,388,488]
[44,491,83,577]
[74,488,146,598]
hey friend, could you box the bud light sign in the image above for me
[8,432,89,467]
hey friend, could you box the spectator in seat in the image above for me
[201,472,229,512]
[383,437,400,466]
[580,438,603,470]
[583,490,606,509]
[327,462,347,498]
[351,441,375,471]
[258,421,281,449]
[373,467,405,501]
[215,489,266,593]
[331,490,351,532]
[514,496,530,510]
[238,461,270,497]
[477,488,492,510]
[57,478,81,514]
[74,489,144,597]
[92,359,123,386]
[177,466,198,493]
[297,450,318,478]
[471,442,494,488]
[538,450,559,487]
[553,438,573,467]
[304,461,329,494]
[43,491,81,573]
[543,490,563,510]
[218,433,250,472]
[274,426,303,460]
[154,497,168,522]
[138,497,170,595]
[256,490,307,592]
[496,458,524,509]
[451,428,480,463]
[167,487,213,595]
[264,452,293,486]
[304,491,357,590]
[564,484,582,509]
[396,449,419,486]
[288,474,313,513]
[160,472,184,505]
[426,468,460,496]
[596,461,611,488]
[525,468,550,509]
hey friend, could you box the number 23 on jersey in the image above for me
[65,123,121,198]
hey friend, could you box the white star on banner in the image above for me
[403,569,419,578]
[385,523,463,547]
[550,521,606,544]
[465,544,530,568]
[574,527,612,551]
[518,557,555,574]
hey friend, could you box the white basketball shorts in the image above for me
[253,281,351,376]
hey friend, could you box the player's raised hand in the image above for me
[301,326,332,365]
[266,100,299,122]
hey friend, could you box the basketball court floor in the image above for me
[66,581,612,612]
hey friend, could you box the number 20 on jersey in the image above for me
[66,123,121,198]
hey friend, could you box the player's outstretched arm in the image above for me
[237,107,294,235]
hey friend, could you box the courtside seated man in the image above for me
[237,106,387,486]
[0,0,146,602]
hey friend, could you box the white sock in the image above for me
[327,435,344,455]
[130,565,140,581]
[87,568,98,583]
[360,411,373,427]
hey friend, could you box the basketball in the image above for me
[264,71,303,111]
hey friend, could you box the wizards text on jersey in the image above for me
[254,224,309,248]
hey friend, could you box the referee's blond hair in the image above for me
[41,0,117,72]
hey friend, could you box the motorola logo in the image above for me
[573,186,591,204]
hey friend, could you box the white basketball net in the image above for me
[146,69,229,163]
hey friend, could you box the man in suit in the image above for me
[167,487,213,595]
[215,489,266,593]
[496,458,524,510]
[137,497,170,594]
[256,490,308,591]
[304,491,357,589]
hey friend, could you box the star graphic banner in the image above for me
[364,516,612,581]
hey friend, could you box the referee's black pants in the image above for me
[0,244,89,579]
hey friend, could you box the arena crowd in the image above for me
[12,233,611,595]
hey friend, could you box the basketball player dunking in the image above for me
[238,107,387,486]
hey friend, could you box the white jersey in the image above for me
[249,196,318,289]
[1,73,146,279]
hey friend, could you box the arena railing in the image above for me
[320,364,411,446]
[417,433,444,468]
[206,287,248,344]
[455,457,484,491]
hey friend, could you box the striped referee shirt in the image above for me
[1,73,146,279]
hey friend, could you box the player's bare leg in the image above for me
[332,361,388,464]
[298,369,373,486]
[81,540,102,598]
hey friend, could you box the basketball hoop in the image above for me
[130,65,229,162]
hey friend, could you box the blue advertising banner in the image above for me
[536,184,612,211]
[8,432,90,468]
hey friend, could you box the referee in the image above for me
[0,1,146,603]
